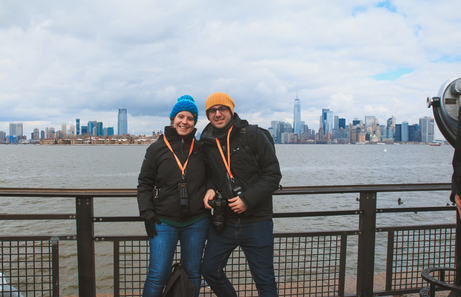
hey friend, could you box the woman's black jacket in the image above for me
[137,126,208,222]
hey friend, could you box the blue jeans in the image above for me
[143,218,210,297]
[202,220,278,297]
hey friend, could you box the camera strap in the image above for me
[163,136,195,180]
[215,126,234,182]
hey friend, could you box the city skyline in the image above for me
[1,2,459,139]
[0,103,439,143]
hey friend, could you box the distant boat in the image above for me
[377,143,385,145]
[429,142,441,146]
[384,148,387,152]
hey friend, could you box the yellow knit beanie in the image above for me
[205,92,235,118]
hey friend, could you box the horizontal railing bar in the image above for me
[377,206,455,213]
[93,210,363,222]
[0,188,136,197]
[1,206,452,222]
[377,223,456,232]
[373,288,421,296]
[0,183,451,197]
[273,183,451,194]
[273,210,362,217]
[94,230,361,241]
[0,235,76,240]
[93,216,143,222]
[0,214,76,220]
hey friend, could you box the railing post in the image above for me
[456,213,461,286]
[356,191,377,297]
[76,196,96,297]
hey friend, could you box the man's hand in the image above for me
[228,196,247,214]
[456,194,461,218]
[204,189,215,209]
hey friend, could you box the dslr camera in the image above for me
[209,186,243,231]
[209,191,227,231]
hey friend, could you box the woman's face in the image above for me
[172,111,195,137]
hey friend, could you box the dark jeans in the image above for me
[202,220,278,297]
[143,218,210,297]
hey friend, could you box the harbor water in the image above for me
[0,143,456,295]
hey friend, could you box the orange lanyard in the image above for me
[216,126,234,181]
[163,136,195,179]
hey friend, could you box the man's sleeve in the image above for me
[240,129,281,209]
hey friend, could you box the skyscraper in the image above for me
[364,116,375,129]
[61,123,67,137]
[97,122,103,136]
[293,98,301,136]
[334,115,339,130]
[419,117,435,143]
[401,121,409,142]
[394,124,402,142]
[339,118,346,129]
[76,119,80,136]
[118,109,128,135]
[322,109,333,136]
[9,123,23,137]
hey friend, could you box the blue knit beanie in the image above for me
[169,95,199,125]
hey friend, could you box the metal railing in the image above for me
[0,183,457,296]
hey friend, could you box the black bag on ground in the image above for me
[162,262,194,297]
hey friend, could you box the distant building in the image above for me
[394,124,402,142]
[97,122,103,136]
[0,131,6,142]
[339,118,346,130]
[104,127,114,136]
[409,124,419,142]
[69,124,76,137]
[419,117,435,143]
[46,127,56,139]
[322,109,333,136]
[9,123,23,137]
[61,123,67,138]
[88,121,97,136]
[32,128,40,141]
[352,119,362,127]
[293,98,301,136]
[364,116,375,129]
[81,126,88,135]
[401,121,409,142]
[118,109,128,135]
[76,119,80,135]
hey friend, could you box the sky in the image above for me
[1,0,460,138]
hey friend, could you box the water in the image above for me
[0,143,456,295]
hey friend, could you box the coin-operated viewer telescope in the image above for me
[425,76,461,296]
[427,76,461,147]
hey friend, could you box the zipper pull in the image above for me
[154,186,159,198]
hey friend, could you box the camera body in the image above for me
[209,186,243,231]
[209,191,227,231]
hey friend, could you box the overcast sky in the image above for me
[1,0,460,138]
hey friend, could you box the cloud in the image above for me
[0,0,460,140]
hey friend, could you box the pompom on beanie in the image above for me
[205,92,235,118]
[170,95,199,125]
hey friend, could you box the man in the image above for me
[200,92,282,297]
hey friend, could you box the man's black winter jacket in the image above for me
[200,114,282,224]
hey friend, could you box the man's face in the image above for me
[208,105,232,129]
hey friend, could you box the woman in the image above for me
[137,95,210,297]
